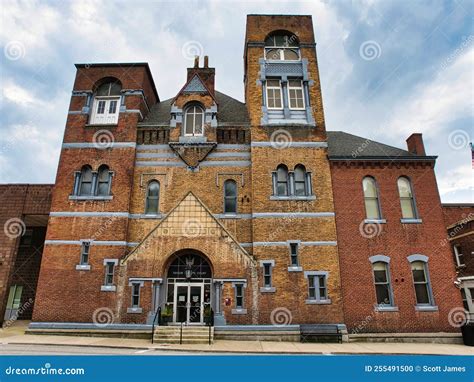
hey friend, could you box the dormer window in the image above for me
[264,32,300,61]
[184,104,204,136]
[90,79,122,125]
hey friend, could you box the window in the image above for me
[308,274,327,301]
[145,181,160,215]
[264,32,300,61]
[411,261,431,305]
[131,283,141,308]
[263,264,272,287]
[80,242,90,265]
[294,165,307,196]
[453,245,465,267]
[288,80,305,109]
[397,177,417,219]
[266,80,283,109]
[184,104,204,136]
[372,262,392,306]
[235,283,244,309]
[104,261,115,286]
[97,165,111,196]
[461,288,474,313]
[224,179,237,214]
[275,165,289,196]
[363,177,381,219]
[90,80,121,125]
[290,243,299,266]
[78,165,93,196]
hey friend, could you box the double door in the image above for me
[173,283,204,324]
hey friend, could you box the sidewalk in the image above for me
[1,324,473,355]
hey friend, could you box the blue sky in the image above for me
[0,0,472,202]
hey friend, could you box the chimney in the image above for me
[406,133,426,156]
[187,56,215,96]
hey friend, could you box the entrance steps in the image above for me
[153,325,214,344]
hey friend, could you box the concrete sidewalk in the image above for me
[0,324,473,355]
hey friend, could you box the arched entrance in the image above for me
[165,251,212,325]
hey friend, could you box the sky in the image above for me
[0,0,473,202]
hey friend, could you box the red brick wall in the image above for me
[331,161,463,332]
[0,184,52,324]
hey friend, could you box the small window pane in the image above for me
[97,100,106,114]
[364,199,380,219]
[283,49,299,60]
[400,199,415,219]
[414,284,430,304]
[267,79,281,87]
[224,199,236,214]
[397,178,412,198]
[375,284,391,305]
[411,262,426,282]
[363,177,377,197]
[108,100,118,114]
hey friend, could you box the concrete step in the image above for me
[154,326,213,344]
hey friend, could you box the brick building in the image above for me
[0,15,465,338]
[443,204,474,322]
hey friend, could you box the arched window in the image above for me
[264,31,300,61]
[294,165,307,196]
[397,177,417,219]
[79,165,93,196]
[97,165,111,196]
[184,104,204,136]
[275,165,289,196]
[91,78,122,125]
[223,179,237,214]
[410,261,432,306]
[372,262,393,306]
[145,181,160,215]
[362,177,381,219]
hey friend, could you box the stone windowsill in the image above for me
[260,287,276,293]
[231,308,247,315]
[100,285,116,292]
[400,218,422,224]
[69,195,113,201]
[374,305,399,312]
[127,307,143,314]
[270,195,316,201]
[85,124,118,128]
[415,305,438,312]
[75,264,91,271]
[364,219,387,224]
[288,266,303,272]
[305,299,332,305]
[139,214,163,219]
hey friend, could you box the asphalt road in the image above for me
[0,343,213,355]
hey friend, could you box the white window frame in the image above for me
[80,241,90,265]
[304,271,330,304]
[184,105,205,136]
[454,245,465,267]
[90,96,120,125]
[287,80,305,110]
[131,283,141,308]
[266,80,283,110]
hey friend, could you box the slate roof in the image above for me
[140,91,249,126]
[326,131,435,159]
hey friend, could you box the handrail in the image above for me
[180,321,183,345]
[208,307,214,345]
[151,306,161,344]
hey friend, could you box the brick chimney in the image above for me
[406,133,426,156]
[187,55,215,96]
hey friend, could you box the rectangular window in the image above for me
[80,242,90,265]
[372,262,392,306]
[454,245,465,267]
[290,243,299,266]
[91,97,120,125]
[411,262,431,305]
[263,264,272,287]
[266,80,283,109]
[308,275,327,301]
[104,262,115,286]
[288,80,305,109]
[131,283,141,308]
[461,288,474,313]
[235,284,244,309]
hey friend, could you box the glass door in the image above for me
[189,285,203,323]
[175,284,188,323]
[173,283,204,324]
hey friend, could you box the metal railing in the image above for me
[151,306,161,344]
